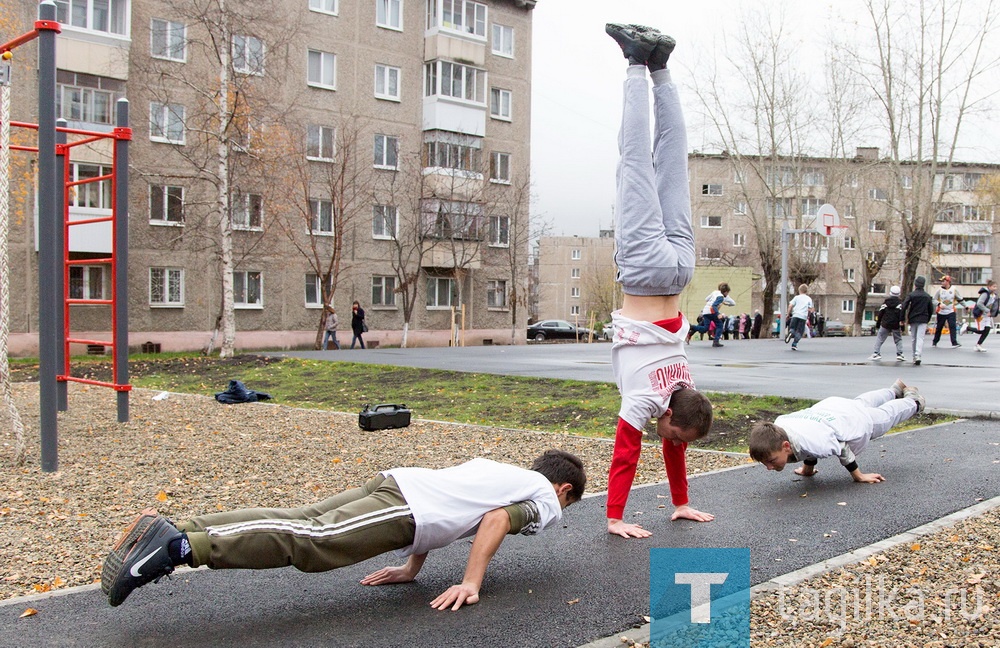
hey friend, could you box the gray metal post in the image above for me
[114,99,129,422]
[55,118,67,411]
[37,1,59,472]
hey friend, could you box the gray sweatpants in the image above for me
[855,388,918,440]
[614,66,695,296]
[180,474,415,572]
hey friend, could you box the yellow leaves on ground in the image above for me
[32,576,65,593]
[910,543,921,551]
[156,490,169,502]
[19,608,37,618]
[820,638,834,647]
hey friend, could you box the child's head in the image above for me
[657,387,713,444]
[718,282,731,295]
[798,284,809,294]
[748,422,795,471]
[531,449,587,505]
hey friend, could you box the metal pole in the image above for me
[37,1,59,472]
[114,99,129,422]
[55,118,66,411]
[779,223,789,336]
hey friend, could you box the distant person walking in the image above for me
[322,305,340,350]
[971,280,998,352]
[900,276,934,365]
[686,282,735,347]
[931,275,963,348]
[868,286,904,361]
[350,301,367,349]
[786,284,813,351]
[751,310,763,339]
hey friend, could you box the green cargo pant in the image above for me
[179,474,416,572]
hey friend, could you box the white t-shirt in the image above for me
[384,458,562,556]
[774,397,877,467]
[789,294,813,320]
[934,287,961,315]
[611,310,694,431]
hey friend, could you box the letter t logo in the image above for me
[675,572,729,623]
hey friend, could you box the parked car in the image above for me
[602,324,614,341]
[527,319,596,342]
[824,319,847,337]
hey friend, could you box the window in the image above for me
[801,232,820,249]
[570,286,580,298]
[150,185,183,224]
[423,132,482,172]
[233,193,263,230]
[699,247,723,260]
[702,184,723,196]
[491,23,513,57]
[801,198,822,216]
[964,205,992,222]
[843,204,855,219]
[700,215,722,228]
[766,166,795,187]
[570,305,580,316]
[869,219,886,232]
[376,0,402,29]
[801,168,825,186]
[55,0,127,36]
[307,50,337,89]
[149,267,184,306]
[849,174,860,188]
[842,299,855,313]
[571,268,580,279]
[963,173,984,190]
[571,249,581,260]
[490,87,512,120]
[844,268,855,283]
[69,265,106,300]
[843,236,856,250]
[374,134,399,169]
[872,283,887,294]
[372,205,397,239]
[487,279,507,308]
[435,0,487,38]
[233,270,263,307]
[766,197,794,218]
[733,169,745,184]
[307,125,336,160]
[866,251,878,263]
[490,151,511,183]
[426,276,456,307]
[150,18,186,61]
[489,215,509,247]
[424,61,487,104]
[233,35,265,75]
[150,102,185,144]
[734,200,747,215]
[56,72,124,125]
[901,174,913,189]
[869,188,888,201]
[733,233,746,247]
[69,163,112,209]
[305,273,331,307]
[310,199,333,234]
[309,0,338,14]
[421,199,483,239]
[374,64,401,101]
[372,275,397,306]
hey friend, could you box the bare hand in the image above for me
[794,466,817,477]
[671,505,715,522]
[360,565,417,586]
[607,519,652,538]
[854,472,885,483]
[430,583,480,611]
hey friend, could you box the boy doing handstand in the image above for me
[604,24,714,539]
[749,380,924,483]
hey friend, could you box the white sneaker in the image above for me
[976,344,987,352]
[896,354,905,361]
[868,353,881,360]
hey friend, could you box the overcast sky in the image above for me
[528,0,1000,237]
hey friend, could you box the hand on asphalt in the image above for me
[607,519,653,538]
[794,466,818,477]
[430,583,480,611]
[359,565,417,586]
[855,472,886,483]
[671,505,715,522]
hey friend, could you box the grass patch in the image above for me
[8,353,951,452]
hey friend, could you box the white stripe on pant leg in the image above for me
[206,505,412,539]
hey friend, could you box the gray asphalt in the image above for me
[3,334,998,647]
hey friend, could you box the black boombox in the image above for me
[358,403,412,431]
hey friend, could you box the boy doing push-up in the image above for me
[604,23,714,539]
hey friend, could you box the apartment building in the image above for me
[5,0,536,354]
[533,231,618,327]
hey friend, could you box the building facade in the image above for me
[4,0,536,354]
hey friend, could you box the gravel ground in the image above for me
[3,383,997,647]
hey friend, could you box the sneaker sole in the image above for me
[101,508,159,596]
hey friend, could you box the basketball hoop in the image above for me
[815,203,847,237]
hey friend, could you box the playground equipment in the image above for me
[0,2,131,472]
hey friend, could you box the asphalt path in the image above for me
[4,334,998,647]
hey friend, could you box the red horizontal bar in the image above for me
[68,257,113,265]
[67,172,113,187]
[65,337,113,346]
[62,134,106,148]
[0,29,40,54]
[59,376,132,392]
[10,145,38,152]
[67,215,113,226]
[10,120,38,130]
[67,298,113,305]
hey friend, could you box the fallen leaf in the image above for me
[20,608,37,618]
[800,493,808,498]
[867,557,878,566]
[967,573,985,585]
[788,538,798,542]
[910,543,921,551]
[156,490,168,502]
[52,576,65,588]
[567,598,580,605]
[820,639,834,648]
[837,502,847,506]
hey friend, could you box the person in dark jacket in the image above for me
[900,276,934,365]
[751,310,763,339]
[350,301,367,349]
[868,286,904,361]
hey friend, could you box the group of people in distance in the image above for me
[99,24,927,614]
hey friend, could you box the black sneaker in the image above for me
[647,34,676,70]
[605,23,658,65]
[102,508,181,606]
